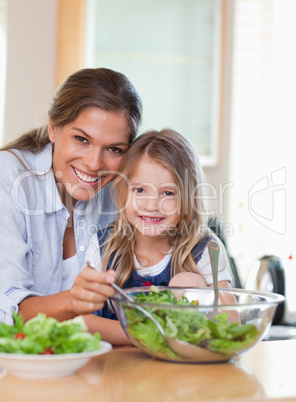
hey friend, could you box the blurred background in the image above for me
[0,0,295,286]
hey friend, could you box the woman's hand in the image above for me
[70,266,116,315]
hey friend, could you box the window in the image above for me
[228,0,296,282]
[85,0,224,166]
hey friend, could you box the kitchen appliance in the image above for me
[245,255,296,326]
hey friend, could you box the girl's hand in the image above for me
[70,266,116,315]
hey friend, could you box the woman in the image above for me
[0,67,142,344]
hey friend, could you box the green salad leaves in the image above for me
[0,313,100,354]
[125,287,260,359]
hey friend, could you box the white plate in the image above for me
[0,341,112,378]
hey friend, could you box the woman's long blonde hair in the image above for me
[101,129,219,287]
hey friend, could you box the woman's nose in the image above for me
[84,147,104,172]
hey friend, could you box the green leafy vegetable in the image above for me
[125,287,261,359]
[0,313,100,354]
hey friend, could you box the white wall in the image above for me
[3,0,57,144]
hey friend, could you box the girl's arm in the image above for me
[209,279,237,305]
[209,279,231,289]
[83,314,132,345]
[209,280,240,322]
[19,299,131,346]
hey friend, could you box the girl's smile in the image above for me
[48,107,130,205]
[139,215,165,223]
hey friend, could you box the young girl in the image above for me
[86,129,233,321]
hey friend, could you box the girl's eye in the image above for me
[133,187,144,194]
[162,191,176,197]
[75,135,88,144]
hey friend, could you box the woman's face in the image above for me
[49,107,130,205]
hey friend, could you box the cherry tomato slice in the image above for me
[40,347,55,355]
[14,332,26,340]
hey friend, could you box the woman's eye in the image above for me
[75,136,88,144]
[109,147,124,153]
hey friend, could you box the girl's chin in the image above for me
[137,228,168,238]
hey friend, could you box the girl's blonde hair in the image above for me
[101,129,222,287]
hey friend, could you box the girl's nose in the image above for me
[139,195,160,213]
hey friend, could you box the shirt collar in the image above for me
[35,143,65,214]
[35,142,53,174]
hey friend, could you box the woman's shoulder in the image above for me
[0,144,52,176]
[97,223,116,245]
[0,149,27,172]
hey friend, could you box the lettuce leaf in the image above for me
[0,312,100,354]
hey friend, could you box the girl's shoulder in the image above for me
[192,235,214,261]
[192,235,213,251]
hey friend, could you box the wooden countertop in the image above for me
[1,340,296,402]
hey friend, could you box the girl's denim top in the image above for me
[93,225,212,320]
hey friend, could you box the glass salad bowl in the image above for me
[111,286,284,363]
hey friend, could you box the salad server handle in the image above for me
[208,240,219,307]
[111,283,135,303]
[86,261,135,304]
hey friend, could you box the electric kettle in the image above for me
[245,255,296,325]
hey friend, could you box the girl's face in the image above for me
[49,107,130,205]
[124,156,180,239]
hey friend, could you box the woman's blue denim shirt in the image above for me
[0,144,116,324]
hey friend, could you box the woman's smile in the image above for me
[72,166,100,185]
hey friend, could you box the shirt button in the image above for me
[79,246,85,252]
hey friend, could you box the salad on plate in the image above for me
[0,313,101,355]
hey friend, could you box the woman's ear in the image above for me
[48,124,56,143]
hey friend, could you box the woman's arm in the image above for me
[19,267,116,321]
[19,268,132,345]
